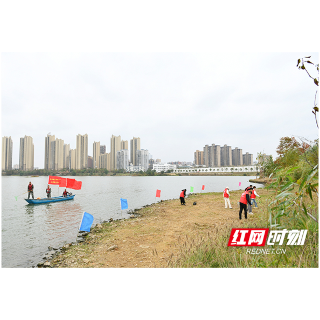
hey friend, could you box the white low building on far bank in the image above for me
[153,163,177,173]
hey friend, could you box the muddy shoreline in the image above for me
[37,189,268,268]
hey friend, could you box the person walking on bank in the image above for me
[180,189,186,205]
[247,190,253,214]
[46,185,51,198]
[223,187,232,209]
[27,181,34,199]
[239,188,251,220]
[251,186,260,208]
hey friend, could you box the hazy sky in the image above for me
[1,52,318,168]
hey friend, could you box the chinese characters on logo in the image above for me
[228,228,308,247]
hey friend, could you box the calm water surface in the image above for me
[1,175,263,268]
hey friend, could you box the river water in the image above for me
[1,175,263,268]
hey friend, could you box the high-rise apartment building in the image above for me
[204,144,221,167]
[53,138,64,170]
[110,135,121,170]
[44,134,55,170]
[117,149,129,170]
[63,144,70,169]
[88,156,93,168]
[76,134,88,170]
[243,152,253,165]
[100,152,111,170]
[130,137,140,166]
[232,147,243,166]
[136,149,149,171]
[19,135,34,171]
[2,136,13,171]
[70,149,76,170]
[121,140,128,150]
[213,144,221,167]
[93,141,100,169]
[100,145,106,155]
[203,145,211,167]
[220,144,232,166]
[194,150,204,165]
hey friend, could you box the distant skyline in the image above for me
[2,52,319,168]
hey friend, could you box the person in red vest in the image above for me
[27,181,34,199]
[239,188,252,219]
[63,189,68,197]
[180,189,186,205]
[223,187,232,208]
[46,185,51,198]
[250,186,260,208]
[247,190,253,214]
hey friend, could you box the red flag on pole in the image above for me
[202,185,205,190]
[73,180,82,190]
[156,189,161,197]
[59,177,67,187]
[48,176,61,185]
[66,178,76,189]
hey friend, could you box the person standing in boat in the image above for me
[46,185,51,198]
[27,182,34,199]
[63,189,68,197]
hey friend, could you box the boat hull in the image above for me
[25,195,75,204]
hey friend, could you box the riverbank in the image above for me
[46,188,270,268]
[249,177,275,184]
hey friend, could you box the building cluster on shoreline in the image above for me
[2,135,153,172]
[194,144,253,167]
[2,136,255,174]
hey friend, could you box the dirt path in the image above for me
[50,189,268,268]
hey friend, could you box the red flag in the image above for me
[48,176,61,185]
[66,178,76,188]
[202,185,205,190]
[156,189,161,197]
[59,177,67,187]
[73,180,82,190]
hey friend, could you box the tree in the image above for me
[297,56,319,127]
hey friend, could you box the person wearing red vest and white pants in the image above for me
[223,187,232,208]
[239,189,251,219]
[250,186,260,208]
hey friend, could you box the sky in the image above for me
[2,52,319,168]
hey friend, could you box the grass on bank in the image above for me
[167,192,318,268]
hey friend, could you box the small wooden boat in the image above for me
[25,195,75,204]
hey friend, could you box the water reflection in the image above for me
[44,202,83,242]
[25,205,35,216]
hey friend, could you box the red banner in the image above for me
[73,180,82,190]
[202,185,205,190]
[48,176,61,185]
[156,189,161,197]
[48,176,82,190]
[66,178,76,189]
[59,177,67,187]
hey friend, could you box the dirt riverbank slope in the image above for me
[50,189,269,268]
